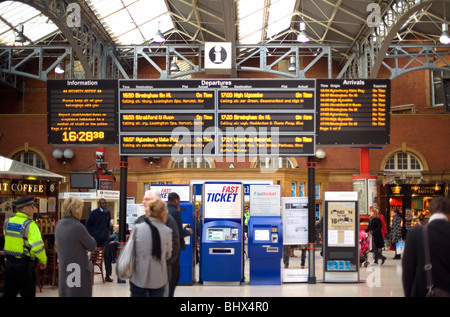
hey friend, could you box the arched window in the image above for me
[13,150,46,169]
[384,152,423,179]
[171,157,212,168]
[254,157,295,169]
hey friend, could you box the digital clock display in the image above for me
[47,80,118,145]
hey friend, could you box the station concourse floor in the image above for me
[36,249,406,298]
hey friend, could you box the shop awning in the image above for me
[0,156,65,182]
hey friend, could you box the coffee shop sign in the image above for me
[0,179,46,195]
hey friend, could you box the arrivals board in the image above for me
[47,80,118,145]
[119,79,316,157]
[316,79,390,145]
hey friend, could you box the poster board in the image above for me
[323,191,359,282]
[281,197,308,245]
[151,184,191,202]
[249,185,281,217]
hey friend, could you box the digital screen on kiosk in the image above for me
[207,228,226,241]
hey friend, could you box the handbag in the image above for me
[422,224,450,297]
[115,227,137,280]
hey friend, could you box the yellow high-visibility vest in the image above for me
[3,212,47,264]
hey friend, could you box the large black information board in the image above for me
[316,79,390,145]
[47,78,391,155]
[119,79,316,157]
[47,80,118,145]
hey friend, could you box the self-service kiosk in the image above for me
[201,220,243,284]
[248,185,283,285]
[178,202,196,285]
[200,182,244,285]
[248,216,283,284]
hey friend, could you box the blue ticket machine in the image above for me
[248,216,283,285]
[201,220,243,285]
[178,202,196,284]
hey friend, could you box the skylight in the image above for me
[86,0,174,45]
[0,1,58,45]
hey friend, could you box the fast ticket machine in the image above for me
[200,182,244,285]
[201,221,243,284]
[248,185,283,285]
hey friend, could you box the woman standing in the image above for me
[366,208,386,265]
[390,209,403,259]
[130,198,172,297]
[55,196,97,297]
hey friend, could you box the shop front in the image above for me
[379,183,447,237]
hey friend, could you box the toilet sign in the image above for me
[205,42,232,72]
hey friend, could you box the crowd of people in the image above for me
[2,192,449,297]
[1,190,193,297]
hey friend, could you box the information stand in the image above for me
[248,185,282,285]
[323,192,359,282]
[281,197,309,282]
[200,182,244,285]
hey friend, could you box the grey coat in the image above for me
[130,217,172,289]
[55,216,97,297]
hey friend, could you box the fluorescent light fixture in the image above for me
[297,22,310,43]
[440,23,450,44]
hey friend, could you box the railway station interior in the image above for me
[0,0,449,302]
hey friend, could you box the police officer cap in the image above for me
[13,196,35,209]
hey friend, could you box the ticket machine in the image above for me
[248,216,283,285]
[201,220,243,285]
[178,202,196,285]
[200,182,244,285]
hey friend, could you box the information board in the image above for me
[119,79,316,157]
[47,80,118,145]
[316,79,390,145]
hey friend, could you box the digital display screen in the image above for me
[47,80,118,145]
[316,79,390,145]
[119,79,317,157]
[70,172,95,189]
[207,228,225,241]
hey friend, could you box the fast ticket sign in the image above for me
[150,184,191,202]
[203,182,243,220]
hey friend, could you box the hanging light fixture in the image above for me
[440,23,450,44]
[15,24,26,43]
[55,63,65,74]
[153,21,165,43]
[288,56,296,71]
[297,22,310,43]
[170,56,180,72]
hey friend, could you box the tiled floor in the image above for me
[36,249,405,297]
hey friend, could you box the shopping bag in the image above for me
[395,240,405,255]
[115,228,136,280]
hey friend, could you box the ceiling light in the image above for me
[55,63,65,74]
[153,21,165,43]
[15,24,26,43]
[440,23,450,45]
[288,56,296,71]
[297,22,310,43]
[170,56,180,72]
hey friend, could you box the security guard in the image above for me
[2,196,47,297]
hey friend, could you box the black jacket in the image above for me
[402,218,450,297]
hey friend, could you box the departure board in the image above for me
[47,80,118,145]
[316,79,390,145]
[119,79,316,157]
